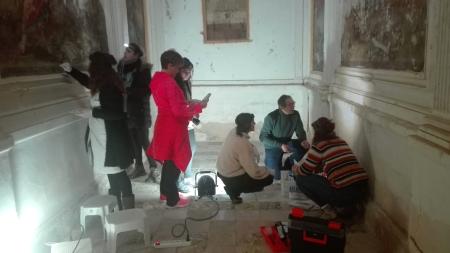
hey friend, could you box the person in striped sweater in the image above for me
[292,117,368,209]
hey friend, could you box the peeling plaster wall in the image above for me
[304,1,450,252]
[189,85,310,142]
[328,94,450,253]
[148,0,303,81]
[147,0,307,142]
[148,84,310,143]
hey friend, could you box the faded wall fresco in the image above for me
[312,0,324,72]
[341,0,427,72]
[202,0,249,42]
[126,0,145,51]
[0,0,108,78]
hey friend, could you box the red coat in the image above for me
[147,72,203,172]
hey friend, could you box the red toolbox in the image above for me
[288,208,346,253]
[260,224,290,253]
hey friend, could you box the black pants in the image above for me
[296,174,368,207]
[128,126,155,166]
[218,173,274,198]
[160,160,181,206]
[107,170,133,196]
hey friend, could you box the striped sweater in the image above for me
[298,138,368,188]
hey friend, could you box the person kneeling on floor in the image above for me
[292,117,369,217]
[217,113,274,204]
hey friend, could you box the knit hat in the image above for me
[127,43,143,57]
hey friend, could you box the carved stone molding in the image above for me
[336,67,426,88]
[0,130,13,153]
[304,77,330,102]
[0,76,89,134]
[331,85,450,151]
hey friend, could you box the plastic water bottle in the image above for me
[281,170,290,196]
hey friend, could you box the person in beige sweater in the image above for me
[217,113,274,204]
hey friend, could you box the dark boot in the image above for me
[130,163,147,179]
[108,189,123,210]
[230,196,243,204]
[224,186,242,204]
[122,194,135,209]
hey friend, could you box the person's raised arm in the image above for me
[60,62,90,89]
[167,83,203,119]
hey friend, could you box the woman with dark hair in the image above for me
[292,117,368,213]
[147,50,207,208]
[60,52,135,209]
[216,113,274,204]
[174,57,198,192]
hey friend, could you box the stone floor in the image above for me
[79,142,382,253]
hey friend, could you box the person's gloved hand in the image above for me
[59,62,72,72]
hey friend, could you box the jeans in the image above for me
[185,129,196,178]
[295,174,368,207]
[177,129,196,189]
[264,139,305,180]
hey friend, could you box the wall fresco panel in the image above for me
[0,0,108,77]
[341,0,427,72]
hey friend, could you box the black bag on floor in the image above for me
[288,208,346,253]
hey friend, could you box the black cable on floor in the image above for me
[71,225,85,253]
[171,198,220,241]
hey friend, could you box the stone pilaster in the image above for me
[433,0,450,113]
[100,0,128,60]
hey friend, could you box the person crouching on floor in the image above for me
[217,113,274,204]
[291,117,369,216]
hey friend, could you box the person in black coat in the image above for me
[117,43,158,181]
[60,52,135,209]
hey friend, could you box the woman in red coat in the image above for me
[147,50,207,207]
